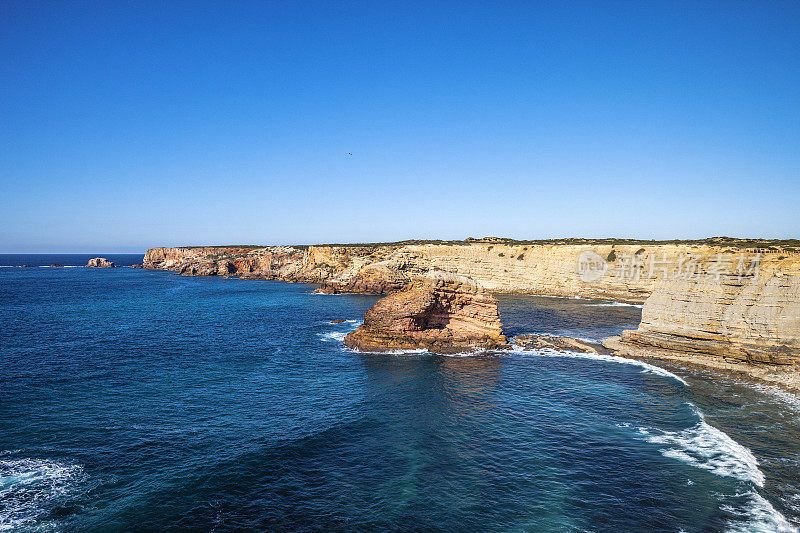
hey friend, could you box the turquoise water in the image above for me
[1,256,798,532]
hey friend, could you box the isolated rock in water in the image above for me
[50,264,64,268]
[344,273,507,354]
[514,334,599,353]
[330,319,346,324]
[86,257,116,268]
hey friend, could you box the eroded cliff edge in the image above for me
[604,257,800,388]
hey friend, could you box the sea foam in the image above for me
[635,412,764,486]
[511,345,688,386]
[627,409,797,531]
[0,455,85,531]
[588,301,644,308]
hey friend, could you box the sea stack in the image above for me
[86,257,116,268]
[344,273,507,354]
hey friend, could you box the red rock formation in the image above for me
[344,274,507,354]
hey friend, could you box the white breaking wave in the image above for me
[635,412,764,486]
[318,321,362,343]
[588,301,644,308]
[0,455,85,532]
[721,491,797,533]
[627,409,797,532]
[747,384,800,415]
[320,331,348,342]
[511,345,688,386]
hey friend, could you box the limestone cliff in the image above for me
[343,273,508,354]
[618,258,800,367]
[143,242,796,303]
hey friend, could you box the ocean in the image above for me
[1,254,798,532]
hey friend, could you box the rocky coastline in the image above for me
[139,239,800,388]
[603,336,800,392]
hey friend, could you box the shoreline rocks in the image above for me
[603,336,800,392]
[86,257,116,268]
[513,334,600,354]
[344,274,508,354]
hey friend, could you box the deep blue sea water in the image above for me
[1,255,799,532]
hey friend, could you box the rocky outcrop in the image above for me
[514,334,599,353]
[603,336,800,391]
[86,257,115,268]
[617,259,800,367]
[343,274,508,354]
[49,264,64,268]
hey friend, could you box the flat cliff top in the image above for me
[309,237,800,250]
[154,237,800,251]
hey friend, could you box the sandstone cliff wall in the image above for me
[405,243,694,303]
[621,258,800,366]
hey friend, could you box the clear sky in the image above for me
[1,1,798,252]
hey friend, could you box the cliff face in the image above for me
[620,259,800,366]
[142,243,795,302]
[344,274,508,354]
[404,243,780,303]
[143,246,307,279]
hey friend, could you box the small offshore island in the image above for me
[139,236,800,391]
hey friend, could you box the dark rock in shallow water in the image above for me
[330,319,346,324]
[86,257,116,268]
[130,264,143,269]
[50,264,64,268]
[513,334,599,353]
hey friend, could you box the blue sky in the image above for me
[1,1,798,252]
